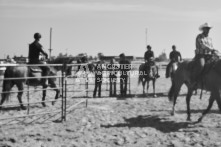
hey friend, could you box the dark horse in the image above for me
[138,63,159,97]
[168,58,221,122]
[0,57,74,110]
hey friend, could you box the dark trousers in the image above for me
[109,75,117,96]
[120,75,128,97]
[192,54,205,82]
[93,76,102,97]
[166,61,173,78]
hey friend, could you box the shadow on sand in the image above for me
[101,115,190,133]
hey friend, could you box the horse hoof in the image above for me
[197,117,202,123]
[171,112,175,116]
[21,106,27,110]
[186,118,191,121]
[52,101,56,105]
[153,94,157,98]
[42,103,47,107]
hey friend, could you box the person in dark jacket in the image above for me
[119,53,131,97]
[28,33,49,86]
[93,60,103,98]
[166,45,182,78]
[144,45,160,78]
[107,58,118,97]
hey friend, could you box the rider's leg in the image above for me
[166,61,172,78]
[193,55,205,83]
[39,62,50,86]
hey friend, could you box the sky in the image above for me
[1,0,221,59]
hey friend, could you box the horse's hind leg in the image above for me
[42,85,47,107]
[16,82,26,110]
[0,81,14,110]
[198,95,215,122]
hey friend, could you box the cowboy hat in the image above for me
[199,22,213,31]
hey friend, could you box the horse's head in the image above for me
[51,57,76,74]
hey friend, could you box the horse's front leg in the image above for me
[152,79,157,97]
[171,90,179,116]
[42,85,47,107]
[50,80,61,105]
[146,80,150,96]
[142,80,146,95]
[186,89,193,121]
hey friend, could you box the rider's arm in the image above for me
[196,34,214,52]
[40,47,48,59]
[169,52,173,60]
[179,52,182,61]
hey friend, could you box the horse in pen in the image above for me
[0,57,74,110]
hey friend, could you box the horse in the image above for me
[168,58,221,122]
[0,57,74,110]
[76,58,95,73]
[138,62,159,97]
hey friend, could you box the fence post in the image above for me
[129,71,131,96]
[64,75,67,121]
[85,73,88,98]
[27,84,30,115]
[61,63,65,122]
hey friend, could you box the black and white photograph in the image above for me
[1,0,221,146]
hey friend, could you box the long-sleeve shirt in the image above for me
[144,50,154,61]
[169,51,182,62]
[195,33,214,54]
[28,41,48,63]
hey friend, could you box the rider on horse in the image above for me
[28,33,49,86]
[144,45,160,78]
[193,22,218,84]
[166,45,182,78]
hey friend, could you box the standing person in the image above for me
[119,53,131,97]
[28,33,49,86]
[166,45,182,78]
[107,58,118,97]
[93,60,103,98]
[144,45,160,78]
[193,22,216,83]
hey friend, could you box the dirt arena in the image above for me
[0,69,221,147]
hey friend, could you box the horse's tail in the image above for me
[1,67,13,102]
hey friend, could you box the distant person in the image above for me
[93,60,103,98]
[193,22,217,83]
[28,33,49,86]
[166,45,182,78]
[144,45,160,78]
[119,53,131,97]
[107,58,118,97]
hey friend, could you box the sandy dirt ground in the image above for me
[0,69,221,147]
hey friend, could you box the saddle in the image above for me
[29,66,42,73]
[189,53,219,84]
[144,62,157,78]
